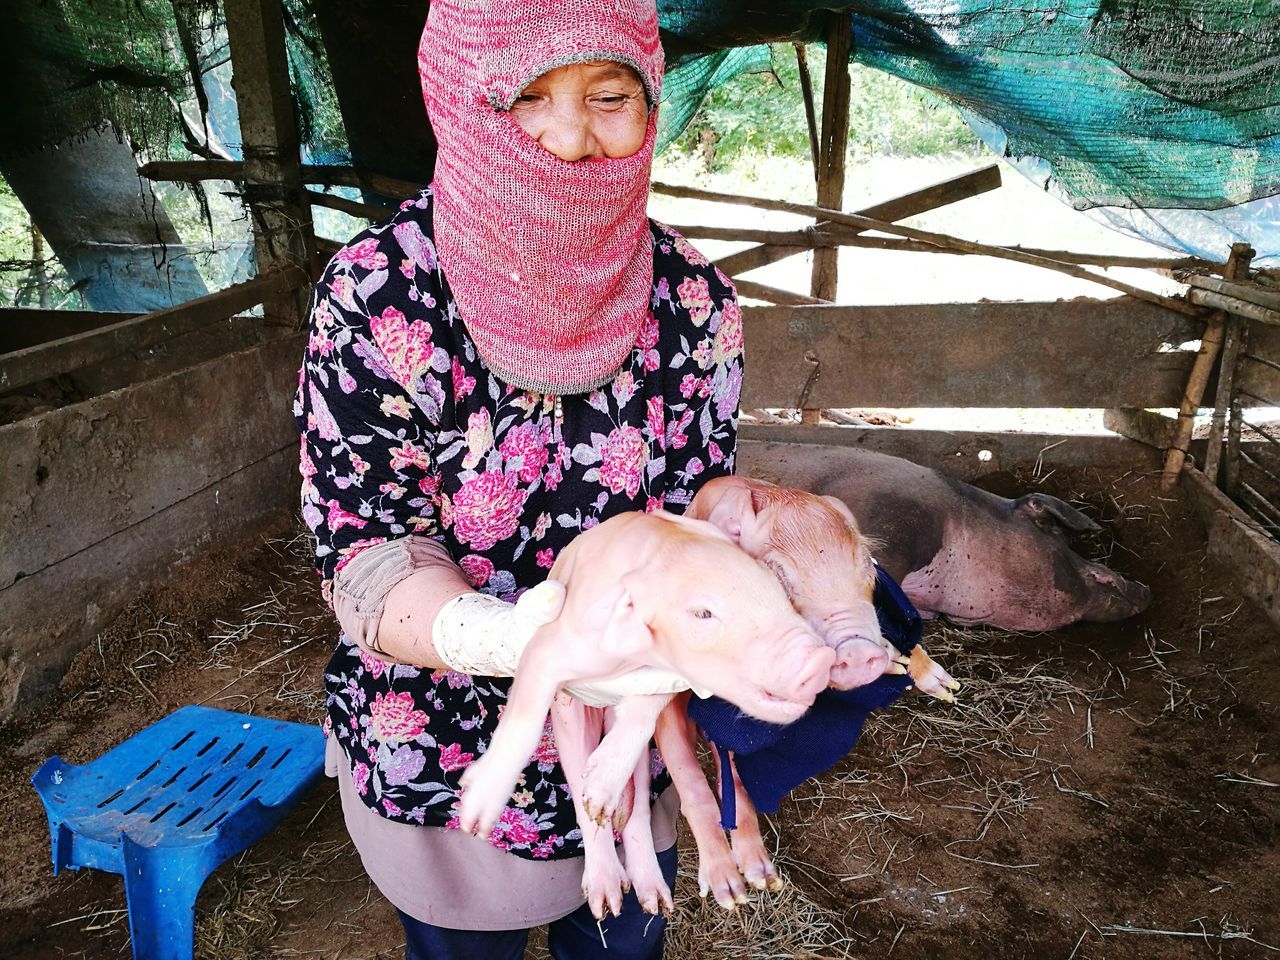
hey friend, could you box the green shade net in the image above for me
[2,1,1278,263]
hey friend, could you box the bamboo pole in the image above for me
[1161,243,1254,491]
[306,189,397,221]
[1186,288,1280,327]
[732,278,830,306]
[1179,273,1280,312]
[1204,314,1247,485]
[652,181,1202,317]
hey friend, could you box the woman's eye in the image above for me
[514,94,542,106]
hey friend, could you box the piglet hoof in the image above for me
[698,849,749,911]
[583,854,630,920]
[731,831,783,893]
[628,861,674,917]
[907,645,961,703]
[581,760,636,830]
[456,758,511,838]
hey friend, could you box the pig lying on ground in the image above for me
[739,445,1152,630]
[456,509,834,915]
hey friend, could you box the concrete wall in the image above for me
[0,332,305,716]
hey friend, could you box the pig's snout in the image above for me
[830,637,891,690]
[768,629,836,705]
[1082,564,1152,622]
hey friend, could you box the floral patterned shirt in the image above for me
[295,186,743,861]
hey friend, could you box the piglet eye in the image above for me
[690,607,714,620]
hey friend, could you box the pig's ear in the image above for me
[1013,493,1101,534]
[599,575,657,658]
[705,483,756,544]
[821,494,858,529]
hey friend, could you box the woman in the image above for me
[294,2,744,957]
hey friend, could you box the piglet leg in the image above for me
[458,631,564,837]
[654,696,747,911]
[726,755,783,893]
[906,645,961,703]
[552,694,631,919]
[620,750,674,916]
[581,694,673,830]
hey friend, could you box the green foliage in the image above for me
[666,44,981,171]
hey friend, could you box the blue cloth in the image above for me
[686,565,921,827]
[397,846,678,960]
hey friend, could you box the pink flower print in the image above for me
[338,368,357,394]
[459,554,495,588]
[598,425,647,498]
[336,237,389,270]
[400,257,416,279]
[369,690,428,743]
[390,441,432,472]
[440,492,453,530]
[635,311,660,350]
[384,744,427,786]
[646,396,665,448]
[350,452,370,474]
[328,274,356,310]
[352,761,371,796]
[334,537,387,576]
[679,373,700,399]
[536,548,555,569]
[308,332,334,356]
[532,512,552,540]
[674,235,711,267]
[494,807,540,846]
[692,338,713,369]
[438,742,475,772]
[666,409,694,451]
[451,470,526,551]
[307,383,341,442]
[313,296,334,331]
[393,220,437,274]
[382,798,404,817]
[499,421,548,483]
[419,474,443,497]
[645,495,665,513]
[532,837,560,859]
[325,499,368,533]
[688,457,705,477]
[371,306,434,389]
[677,275,714,327]
[299,436,317,481]
[612,369,637,405]
[709,441,725,464]
[712,297,744,364]
[531,718,559,770]
[359,648,389,679]
[452,356,477,400]
[544,455,563,492]
[379,481,406,499]
[463,409,494,470]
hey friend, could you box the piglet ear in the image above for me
[1013,493,1101,533]
[821,494,858,528]
[705,483,756,544]
[599,574,657,659]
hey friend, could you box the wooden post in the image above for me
[1161,243,1254,490]
[1224,326,1253,496]
[794,44,820,183]
[1204,315,1248,485]
[223,0,315,328]
[811,15,852,303]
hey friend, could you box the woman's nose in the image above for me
[535,103,601,161]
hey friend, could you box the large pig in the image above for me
[739,445,1151,630]
[455,509,835,839]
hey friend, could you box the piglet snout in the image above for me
[829,636,891,690]
[772,631,837,704]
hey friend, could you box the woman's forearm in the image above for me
[376,564,474,668]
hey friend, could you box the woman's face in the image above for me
[509,60,649,161]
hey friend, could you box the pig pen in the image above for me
[1,439,1276,960]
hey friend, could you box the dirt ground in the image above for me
[1,463,1277,960]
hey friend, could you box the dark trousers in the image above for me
[398,845,678,960]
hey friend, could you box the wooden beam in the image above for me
[740,299,1204,410]
[812,15,853,301]
[733,278,829,306]
[1186,287,1280,326]
[705,164,1003,278]
[1180,273,1280,312]
[826,233,1219,271]
[139,159,426,203]
[1181,463,1280,630]
[658,178,1198,317]
[0,270,302,393]
[1103,408,1177,449]
[224,0,315,327]
[1,309,137,354]
[739,431,1160,481]
[794,44,820,179]
[307,189,397,222]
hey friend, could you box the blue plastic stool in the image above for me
[31,704,326,960]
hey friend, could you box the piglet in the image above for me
[455,509,835,840]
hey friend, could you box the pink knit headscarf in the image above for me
[420,0,664,395]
